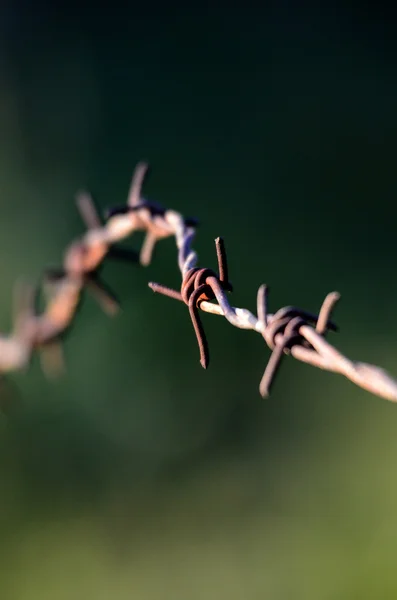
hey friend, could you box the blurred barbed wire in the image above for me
[1,161,397,403]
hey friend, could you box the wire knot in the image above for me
[257,286,340,397]
[181,266,232,306]
[149,237,232,369]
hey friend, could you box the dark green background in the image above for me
[1,4,397,598]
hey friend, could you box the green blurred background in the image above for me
[1,3,397,598]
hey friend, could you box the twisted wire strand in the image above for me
[0,161,396,402]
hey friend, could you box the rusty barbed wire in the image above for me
[1,161,397,403]
[149,237,233,369]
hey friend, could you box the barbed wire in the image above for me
[1,162,397,402]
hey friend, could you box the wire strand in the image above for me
[1,163,396,403]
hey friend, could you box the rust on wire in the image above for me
[149,237,233,369]
[0,161,396,404]
[257,290,339,397]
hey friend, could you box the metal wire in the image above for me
[1,161,397,402]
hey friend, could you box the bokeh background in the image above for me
[1,2,397,598]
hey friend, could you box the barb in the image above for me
[0,162,396,404]
[149,237,233,369]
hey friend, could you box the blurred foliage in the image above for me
[0,3,397,599]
